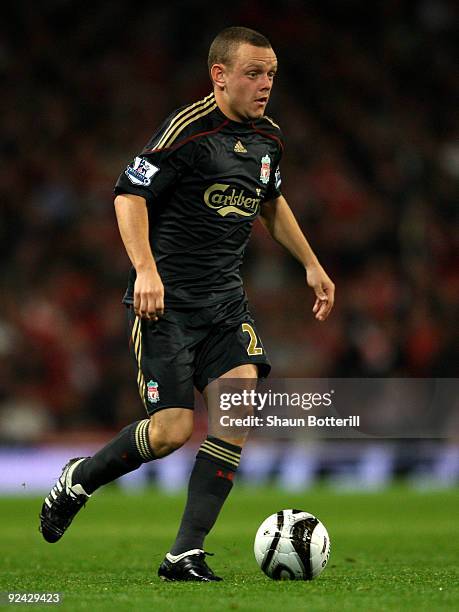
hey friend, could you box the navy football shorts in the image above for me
[127,293,271,415]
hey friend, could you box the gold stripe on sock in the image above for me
[202,439,241,461]
[134,421,144,460]
[200,443,240,466]
[135,421,146,460]
[199,445,240,468]
[135,419,152,461]
[141,420,153,460]
[136,421,148,461]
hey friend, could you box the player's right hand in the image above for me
[133,268,164,320]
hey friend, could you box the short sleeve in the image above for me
[114,113,195,203]
[114,143,194,204]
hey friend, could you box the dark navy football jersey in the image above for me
[114,92,284,307]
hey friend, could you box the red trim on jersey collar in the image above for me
[144,118,283,154]
[250,124,284,151]
[144,120,230,153]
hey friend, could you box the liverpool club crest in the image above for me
[147,380,159,403]
[260,154,271,184]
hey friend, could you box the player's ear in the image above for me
[210,63,226,90]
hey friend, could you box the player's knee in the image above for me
[152,428,192,457]
[148,409,193,458]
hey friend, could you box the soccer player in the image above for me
[39,26,335,581]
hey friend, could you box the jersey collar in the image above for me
[211,96,261,132]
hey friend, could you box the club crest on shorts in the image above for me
[260,154,271,184]
[147,380,159,403]
[125,156,159,186]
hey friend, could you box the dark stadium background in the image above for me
[0,0,457,492]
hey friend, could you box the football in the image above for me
[254,509,331,580]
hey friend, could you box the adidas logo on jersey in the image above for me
[234,140,247,153]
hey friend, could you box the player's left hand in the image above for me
[306,263,335,322]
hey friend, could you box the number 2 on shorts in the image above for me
[241,323,263,355]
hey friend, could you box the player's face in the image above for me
[221,44,277,121]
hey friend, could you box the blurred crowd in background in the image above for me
[0,1,457,485]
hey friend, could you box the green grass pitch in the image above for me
[1,486,458,611]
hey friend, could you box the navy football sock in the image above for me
[170,436,241,555]
[72,419,155,494]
